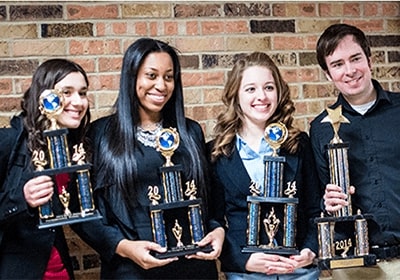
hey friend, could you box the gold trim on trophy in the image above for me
[284,182,297,198]
[185,180,197,200]
[264,122,288,156]
[148,186,162,206]
[156,128,180,167]
[39,89,65,130]
[263,207,280,248]
[321,105,350,144]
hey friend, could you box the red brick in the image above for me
[135,22,148,36]
[0,78,12,95]
[364,3,379,17]
[382,3,400,17]
[343,3,361,16]
[0,97,21,111]
[343,19,384,32]
[67,4,118,19]
[98,57,122,72]
[202,21,224,35]
[149,22,158,36]
[186,21,199,35]
[225,20,248,33]
[164,21,178,36]
[112,22,127,35]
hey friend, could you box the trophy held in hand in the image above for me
[148,128,213,259]
[33,89,101,229]
[315,105,376,270]
[242,122,299,255]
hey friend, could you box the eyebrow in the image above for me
[60,85,88,91]
[329,52,363,66]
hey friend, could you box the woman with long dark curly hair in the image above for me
[209,52,321,280]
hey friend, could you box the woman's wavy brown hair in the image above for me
[211,52,301,161]
[21,59,90,154]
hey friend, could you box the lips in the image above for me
[147,92,167,104]
[345,75,362,86]
[63,108,82,119]
[252,103,270,111]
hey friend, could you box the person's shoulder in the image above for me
[297,131,310,142]
[387,90,400,103]
[310,109,329,128]
[90,115,113,130]
[0,115,23,138]
[185,117,202,133]
[185,117,200,127]
[88,115,113,140]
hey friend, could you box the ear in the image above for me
[324,70,332,82]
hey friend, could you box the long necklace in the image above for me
[136,121,163,148]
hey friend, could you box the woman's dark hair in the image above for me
[21,58,90,153]
[316,23,371,73]
[98,38,207,205]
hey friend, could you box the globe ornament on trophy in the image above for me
[148,127,212,259]
[242,122,299,255]
[32,89,101,229]
[315,105,376,269]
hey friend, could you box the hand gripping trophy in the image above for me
[148,127,212,258]
[242,122,299,255]
[32,89,101,228]
[315,105,376,270]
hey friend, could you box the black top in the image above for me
[208,132,321,273]
[310,79,400,247]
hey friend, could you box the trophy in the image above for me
[315,105,376,269]
[148,127,213,259]
[242,122,299,255]
[32,89,101,229]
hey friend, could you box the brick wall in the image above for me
[0,1,399,278]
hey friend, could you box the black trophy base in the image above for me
[318,254,377,270]
[241,245,299,256]
[152,244,213,259]
[38,209,102,229]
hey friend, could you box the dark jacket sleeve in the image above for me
[0,119,32,227]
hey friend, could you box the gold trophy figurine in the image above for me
[263,207,280,248]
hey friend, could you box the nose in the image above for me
[69,91,83,105]
[155,77,166,91]
[256,87,268,100]
[345,62,356,75]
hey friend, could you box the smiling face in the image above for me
[324,35,375,105]
[136,51,174,123]
[238,65,278,129]
[53,72,89,129]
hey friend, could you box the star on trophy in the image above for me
[32,89,101,229]
[148,128,212,259]
[315,105,376,270]
[242,122,299,255]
